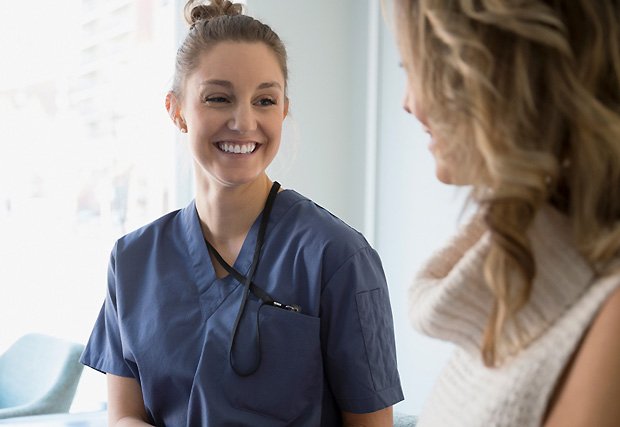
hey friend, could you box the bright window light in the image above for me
[0,0,179,411]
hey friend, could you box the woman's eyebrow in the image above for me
[257,81,282,90]
[200,79,233,88]
[199,79,282,90]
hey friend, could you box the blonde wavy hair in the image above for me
[392,0,620,366]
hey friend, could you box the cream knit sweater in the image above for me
[410,206,620,427]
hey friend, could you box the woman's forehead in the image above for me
[190,41,286,88]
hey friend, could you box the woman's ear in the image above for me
[165,91,187,133]
[283,97,289,120]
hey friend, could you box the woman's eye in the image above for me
[204,96,229,104]
[256,98,276,106]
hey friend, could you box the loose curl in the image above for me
[172,0,288,99]
[393,0,620,366]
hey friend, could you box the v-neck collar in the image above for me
[182,200,261,293]
[180,189,305,293]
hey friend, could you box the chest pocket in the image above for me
[188,295,322,426]
[228,303,322,423]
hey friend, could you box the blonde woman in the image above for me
[390,0,620,425]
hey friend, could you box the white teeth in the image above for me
[217,142,257,154]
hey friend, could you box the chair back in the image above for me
[0,334,84,419]
[394,411,418,427]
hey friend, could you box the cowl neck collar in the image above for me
[410,205,596,362]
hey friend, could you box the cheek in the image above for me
[265,112,285,140]
[184,102,225,129]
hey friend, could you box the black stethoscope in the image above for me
[204,181,301,376]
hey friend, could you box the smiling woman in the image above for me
[169,41,288,189]
[79,1,404,426]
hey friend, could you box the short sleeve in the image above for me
[80,244,137,378]
[320,247,404,413]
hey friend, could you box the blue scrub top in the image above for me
[81,189,403,426]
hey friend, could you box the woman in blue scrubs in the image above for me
[81,1,403,425]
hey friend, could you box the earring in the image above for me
[180,127,187,133]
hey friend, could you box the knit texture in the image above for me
[410,205,620,427]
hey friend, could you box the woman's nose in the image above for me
[228,104,257,133]
[402,91,413,115]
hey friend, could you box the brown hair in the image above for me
[172,0,288,99]
[393,0,620,366]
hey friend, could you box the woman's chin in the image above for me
[435,165,474,186]
[435,167,455,185]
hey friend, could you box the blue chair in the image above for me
[0,334,85,419]
[394,411,418,426]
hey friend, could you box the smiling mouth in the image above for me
[216,141,258,154]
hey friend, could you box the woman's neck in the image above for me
[194,175,273,249]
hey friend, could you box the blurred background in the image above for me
[0,0,466,417]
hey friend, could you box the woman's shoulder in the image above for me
[114,204,190,254]
[272,189,385,289]
[544,271,620,426]
[274,189,370,251]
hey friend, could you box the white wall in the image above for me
[247,0,469,416]
[374,18,468,415]
[245,0,369,231]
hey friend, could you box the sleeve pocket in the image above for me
[355,287,399,391]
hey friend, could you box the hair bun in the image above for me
[184,0,243,26]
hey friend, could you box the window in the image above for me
[0,0,179,410]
